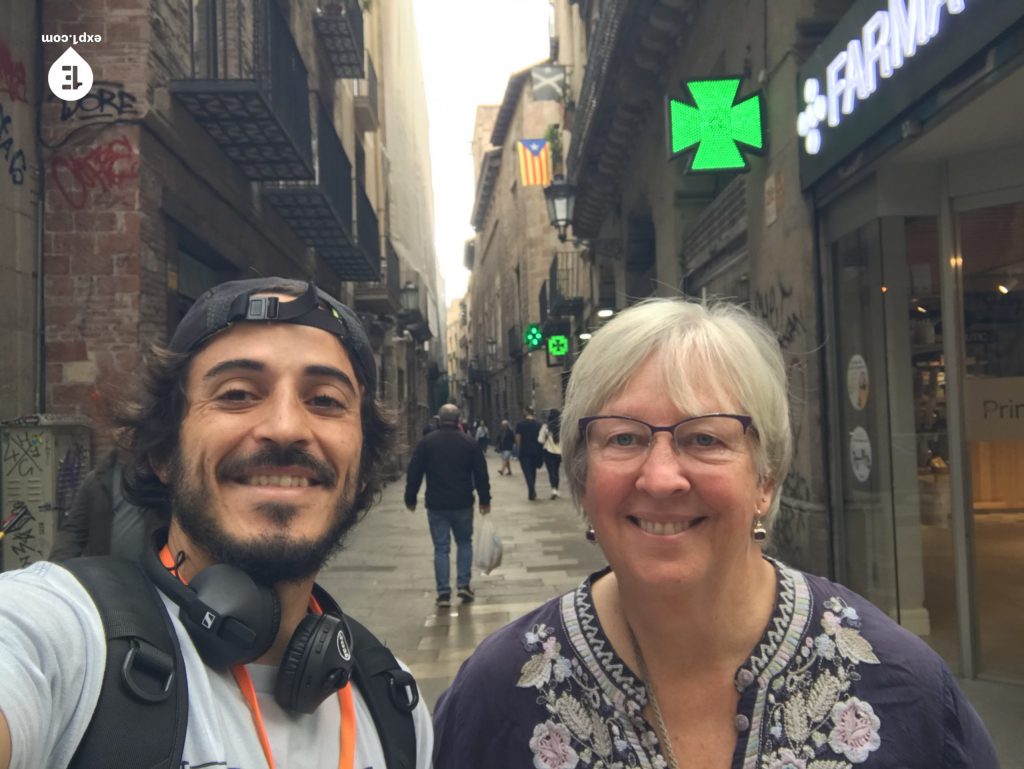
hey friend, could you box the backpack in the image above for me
[62,556,419,769]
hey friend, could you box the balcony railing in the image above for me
[353,54,378,133]
[549,250,585,316]
[355,186,381,269]
[314,0,365,79]
[262,95,374,279]
[172,0,313,180]
[352,238,401,315]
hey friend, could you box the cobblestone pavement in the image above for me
[318,451,606,707]
[317,454,1022,767]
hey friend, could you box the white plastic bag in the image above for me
[473,515,503,575]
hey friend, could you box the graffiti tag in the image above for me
[50,134,138,209]
[51,81,139,123]
[753,276,805,352]
[0,39,28,103]
[2,432,44,478]
[0,100,27,185]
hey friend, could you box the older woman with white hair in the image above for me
[432,298,996,769]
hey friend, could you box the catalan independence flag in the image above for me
[516,139,552,187]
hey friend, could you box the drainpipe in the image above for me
[34,0,47,413]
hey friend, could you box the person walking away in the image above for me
[433,297,996,769]
[514,408,543,501]
[496,420,515,476]
[406,404,491,607]
[0,278,433,769]
[475,421,490,454]
[537,409,562,499]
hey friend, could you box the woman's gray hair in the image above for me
[561,298,792,526]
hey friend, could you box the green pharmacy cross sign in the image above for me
[547,334,569,357]
[667,78,764,172]
[524,323,544,350]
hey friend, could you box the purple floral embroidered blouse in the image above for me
[432,561,998,769]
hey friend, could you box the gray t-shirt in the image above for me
[0,561,434,769]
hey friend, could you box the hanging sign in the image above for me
[796,0,1024,188]
[667,77,764,172]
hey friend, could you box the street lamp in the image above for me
[400,281,419,313]
[544,174,576,242]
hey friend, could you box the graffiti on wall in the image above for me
[2,432,88,569]
[0,39,27,104]
[2,430,44,478]
[753,275,806,352]
[50,134,138,209]
[0,100,27,186]
[51,81,139,124]
[752,274,830,569]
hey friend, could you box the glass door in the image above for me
[956,199,1024,682]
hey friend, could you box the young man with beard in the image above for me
[0,278,433,769]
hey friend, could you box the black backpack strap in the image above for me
[348,616,419,769]
[62,556,188,769]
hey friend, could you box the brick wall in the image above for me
[0,1,40,420]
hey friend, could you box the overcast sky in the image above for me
[411,0,551,305]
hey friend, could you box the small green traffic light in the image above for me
[667,78,764,172]
[524,323,544,349]
[547,334,569,357]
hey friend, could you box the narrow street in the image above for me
[319,450,606,707]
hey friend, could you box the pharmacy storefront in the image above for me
[799,0,1024,682]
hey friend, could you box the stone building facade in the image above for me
[462,78,576,430]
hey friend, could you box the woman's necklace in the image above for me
[626,621,681,769]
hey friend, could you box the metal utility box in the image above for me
[1,415,92,571]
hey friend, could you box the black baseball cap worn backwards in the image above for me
[169,278,376,391]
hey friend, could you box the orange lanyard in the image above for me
[159,546,357,769]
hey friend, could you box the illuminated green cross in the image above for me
[547,334,569,357]
[668,78,764,172]
[524,323,544,349]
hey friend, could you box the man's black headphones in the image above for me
[142,530,356,714]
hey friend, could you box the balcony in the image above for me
[352,238,401,315]
[353,54,378,133]
[262,96,372,279]
[548,251,585,316]
[172,0,313,181]
[314,0,365,79]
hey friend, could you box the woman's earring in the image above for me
[751,509,767,542]
[585,527,597,543]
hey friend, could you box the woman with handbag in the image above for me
[537,409,562,499]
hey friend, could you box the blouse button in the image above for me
[735,669,755,689]
[734,714,751,733]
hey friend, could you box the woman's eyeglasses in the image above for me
[578,414,755,468]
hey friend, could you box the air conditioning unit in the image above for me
[1,415,92,571]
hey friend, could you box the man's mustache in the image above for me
[216,445,338,488]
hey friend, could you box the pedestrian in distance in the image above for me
[514,407,544,501]
[405,403,491,608]
[433,297,997,769]
[496,419,516,476]
[538,408,562,499]
[474,420,490,454]
[49,446,157,562]
[0,278,432,769]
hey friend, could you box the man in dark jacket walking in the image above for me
[405,404,491,607]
